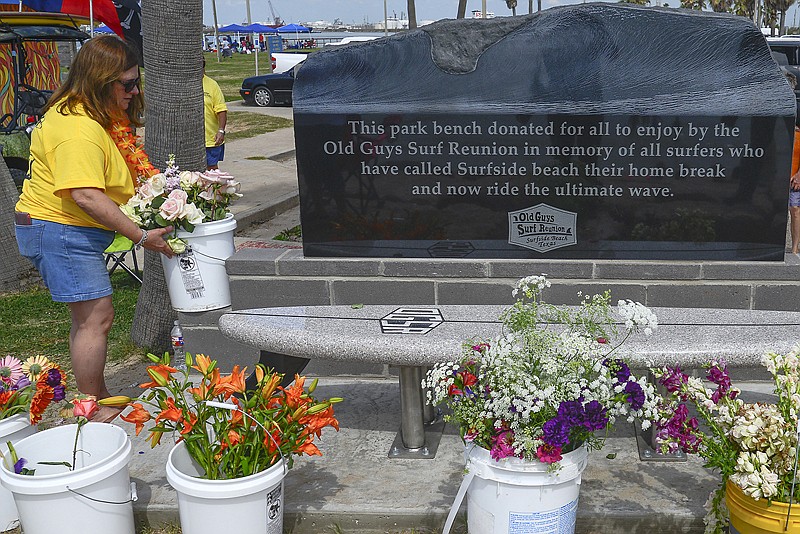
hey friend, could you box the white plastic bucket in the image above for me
[465,444,588,534]
[160,214,237,312]
[166,440,286,534]
[0,414,36,531]
[0,422,135,534]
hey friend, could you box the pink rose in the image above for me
[160,189,189,221]
[72,397,99,419]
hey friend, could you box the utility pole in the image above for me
[212,0,220,63]
[384,0,388,36]
[482,0,487,18]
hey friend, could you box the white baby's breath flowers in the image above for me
[616,300,658,336]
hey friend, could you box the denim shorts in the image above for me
[791,190,800,207]
[206,144,225,166]
[15,219,115,302]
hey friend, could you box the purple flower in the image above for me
[624,381,645,411]
[656,403,702,454]
[13,376,30,390]
[52,385,66,402]
[45,368,62,387]
[13,457,27,474]
[543,416,571,447]
[659,367,689,398]
[581,400,609,431]
[557,399,585,427]
[706,363,737,404]
[604,358,631,382]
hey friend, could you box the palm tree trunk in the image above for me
[457,0,468,18]
[529,0,533,13]
[407,0,417,29]
[133,0,205,351]
[0,159,37,292]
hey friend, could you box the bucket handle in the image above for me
[204,401,289,478]
[66,481,138,505]
[189,248,230,265]
[442,471,474,534]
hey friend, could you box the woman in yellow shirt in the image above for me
[14,35,174,422]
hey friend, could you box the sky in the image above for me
[203,0,677,27]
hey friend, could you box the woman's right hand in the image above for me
[143,226,176,258]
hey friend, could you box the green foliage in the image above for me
[274,225,302,241]
[0,273,145,370]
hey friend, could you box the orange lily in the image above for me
[192,354,214,375]
[140,364,177,388]
[301,406,340,437]
[295,434,322,457]
[121,403,152,435]
[155,397,183,425]
[214,365,247,397]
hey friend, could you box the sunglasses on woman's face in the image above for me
[116,76,140,93]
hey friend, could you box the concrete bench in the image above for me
[218,305,800,458]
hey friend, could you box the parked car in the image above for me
[766,37,800,110]
[240,61,300,107]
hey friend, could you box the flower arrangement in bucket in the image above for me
[120,154,241,253]
[0,355,67,424]
[120,352,342,479]
[653,352,800,534]
[3,394,125,475]
[425,275,660,467]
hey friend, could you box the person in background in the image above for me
[785,70,800,255]
[790,115,800,254]
[14,35,174,422]
[203,57,228,170]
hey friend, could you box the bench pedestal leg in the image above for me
[388,365,445,459]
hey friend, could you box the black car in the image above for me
[239,62,300,107]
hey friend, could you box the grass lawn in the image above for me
[225,110,292,142]
[0,272,145,373]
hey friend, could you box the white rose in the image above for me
[184,203,205,225]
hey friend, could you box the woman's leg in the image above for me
[791,206,800,254]
[68,296,121,421]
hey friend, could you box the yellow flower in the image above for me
[21,355,51,381]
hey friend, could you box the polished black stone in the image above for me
[293,4,796,260]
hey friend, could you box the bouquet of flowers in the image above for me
[120,155,241,252]
[653,352,800,534]
[424,275,660,468]
[0,355,67,424]
[121,352,342,479]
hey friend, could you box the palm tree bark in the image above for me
[132,0,205,351]
[0,159,37,292]
[407,0,417,29]
[457,0,468,18]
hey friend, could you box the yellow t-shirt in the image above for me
[203,74,227,147]
[16,102,135,229]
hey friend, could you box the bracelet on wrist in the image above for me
[135,229,148,249]
[218,129,226,134]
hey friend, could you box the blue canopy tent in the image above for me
[94,24,115,34]
[217,23,249,33]
[243,23,277,33]
[277,23,310,33]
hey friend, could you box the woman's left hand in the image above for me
[142,227,175,258]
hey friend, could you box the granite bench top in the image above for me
[218,305,800,368]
